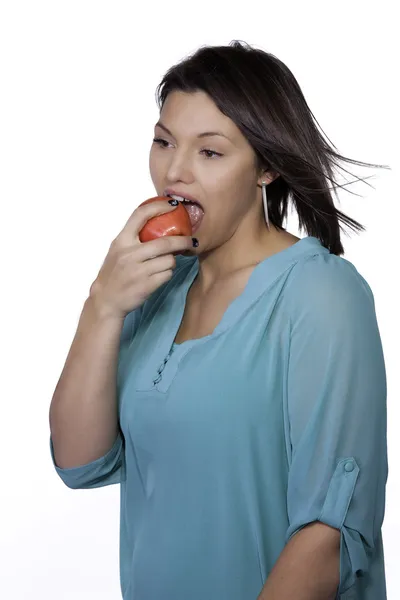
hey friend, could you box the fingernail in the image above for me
[168,199,179,206]
[192,237,199,247]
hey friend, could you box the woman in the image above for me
[49,41,389,599]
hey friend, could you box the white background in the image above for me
[0,1,398,598]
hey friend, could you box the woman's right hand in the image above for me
[89,200,196,320]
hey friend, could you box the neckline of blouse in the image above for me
[172,236,328,349]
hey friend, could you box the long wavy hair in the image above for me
[154,40,390,255]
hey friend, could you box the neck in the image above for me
[194,225,300,295]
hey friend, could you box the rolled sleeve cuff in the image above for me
[49,433,124,489]
[287,457,370,596]
[338,525,369,595]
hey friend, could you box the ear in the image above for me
[257,170,280,187]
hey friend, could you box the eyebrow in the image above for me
[155,121,232,142]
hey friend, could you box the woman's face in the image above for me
[149,90,268,252]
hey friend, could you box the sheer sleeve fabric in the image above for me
[283,254,387,596]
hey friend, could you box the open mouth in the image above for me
[166,193,205,233]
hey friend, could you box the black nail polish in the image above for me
[192,237,199,247]
[168,199,179,206]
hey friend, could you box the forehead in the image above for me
[158,90,239,141]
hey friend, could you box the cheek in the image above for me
[149,149,164,186]
[210,158,253,194]
[208,175,251,217]
[204,168,237,204]
[148,149,157,175]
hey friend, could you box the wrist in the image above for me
[84,294,126,324]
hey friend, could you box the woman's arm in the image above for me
[257,522,340,600]
[272,253,387,598]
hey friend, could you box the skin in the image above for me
[149,89,300,296]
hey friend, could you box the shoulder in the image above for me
[282,251,376,326]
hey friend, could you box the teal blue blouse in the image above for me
[50,236,388,599]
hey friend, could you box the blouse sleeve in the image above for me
[283,254,388,596]
[49,306,143,489]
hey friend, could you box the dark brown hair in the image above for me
[155,40,390,255]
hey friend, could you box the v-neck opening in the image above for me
[171,236,326,350]
[134,236,328,393]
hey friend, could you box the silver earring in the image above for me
[262,181,270,229]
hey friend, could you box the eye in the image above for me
[153,137,169,148]
[152,138,223,160]
[200,148,223,159]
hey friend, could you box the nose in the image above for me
[165,149,195,184]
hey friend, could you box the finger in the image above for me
[143,253,176,275]
[147,269,174,289]
[138,235,195,261]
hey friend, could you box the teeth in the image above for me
[169,194,191,204]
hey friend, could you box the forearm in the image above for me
[257,522,340,600]
[49,296,125,468]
